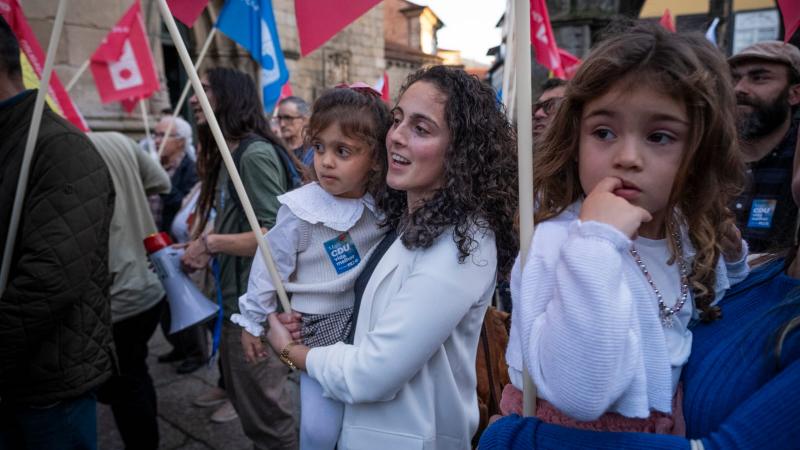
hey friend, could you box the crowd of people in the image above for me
[1,14,799,450]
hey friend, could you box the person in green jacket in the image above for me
[182,67,299,449]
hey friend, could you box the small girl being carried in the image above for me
[505,23,750,434]
[231,84,391,449]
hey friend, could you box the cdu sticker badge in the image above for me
[747,198,777,229]
[324,232,361,275]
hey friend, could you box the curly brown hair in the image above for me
[304,86,392,198]
[379,65,519,277]
[533,23,745,321]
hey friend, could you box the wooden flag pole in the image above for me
[513,0,538,416]
[155,0,292,313]
[157,4,219,158]
[65,58,89,92]
[140,99,155,156]
[0,0,70,295]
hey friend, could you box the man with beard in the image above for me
[730,41,800,252]
[532,78,566,141]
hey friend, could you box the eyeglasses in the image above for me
[534,97,562,116]
[154,132,182,139]
[276,115,303,122]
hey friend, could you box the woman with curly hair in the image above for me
[264,64,519,448]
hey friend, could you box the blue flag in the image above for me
[216,0,289,112]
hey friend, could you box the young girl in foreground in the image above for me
[505,24,750,433]
[231,85,390,449]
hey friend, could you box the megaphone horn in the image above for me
[144,232,219,334]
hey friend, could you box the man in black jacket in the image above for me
[0,17,115,449]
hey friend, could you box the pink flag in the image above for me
[558,48,581,80]
[90,1,160,108]
[530,0,564,78]
[778,0,800,42]
[659,9,676,33]
[294,0,381,56]
[166,0,208,27]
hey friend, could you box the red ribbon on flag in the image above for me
[90,1,160,111]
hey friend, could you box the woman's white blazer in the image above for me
[306,226,498,449]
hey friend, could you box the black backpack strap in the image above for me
[345,228,398,344]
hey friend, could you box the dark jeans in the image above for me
[0,391,97,450]
[98,300,163,450]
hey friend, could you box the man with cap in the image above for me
[729,40,800,252]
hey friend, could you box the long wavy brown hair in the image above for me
[193,67,307,236]
[533,23,744,321]
[379,65,519,277]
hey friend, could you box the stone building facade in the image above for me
[21,0,385,136]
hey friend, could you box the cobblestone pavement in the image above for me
[97,327,299,449]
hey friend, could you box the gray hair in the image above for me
[279,96,310,117]
[163,116,196,160]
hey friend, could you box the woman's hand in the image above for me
[580,177,652,239]
[277,311,303,342]
[265,313,294,352]
[181,238,211,273]
[241,329,268,364]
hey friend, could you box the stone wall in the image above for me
[22,0,385,137]
[23,0,170,134]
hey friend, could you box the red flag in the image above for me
[659,9,676,33]
[0,0,89,131]
[294,0,381,56]
[530,0,564,78]
[90,1,160,107]
[778,0,800,42]
[166,0,208,27]
[557,48,581,80]
[380,71,389,102]
[279,81,293,101]
[373,71,390,103]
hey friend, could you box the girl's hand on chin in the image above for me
[580,177,652,239]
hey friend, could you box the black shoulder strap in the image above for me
[345,228,398,344]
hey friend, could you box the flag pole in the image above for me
[155,0,292,314]
[501,0,516,115]
[157,5,219,158]
[513,0,538,416]
[140,99,155,156]
[65,58,89,92]
[0,0,70,295]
